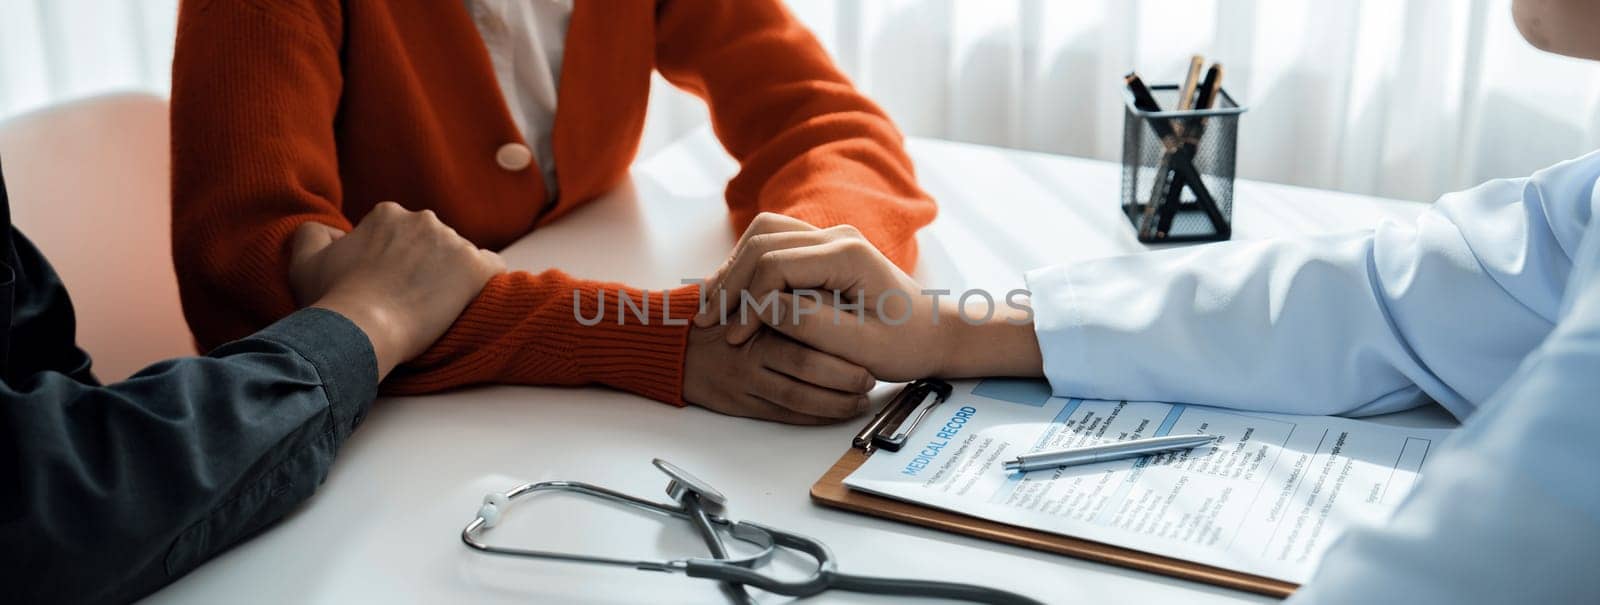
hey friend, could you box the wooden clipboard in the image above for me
[811,448,1297,598]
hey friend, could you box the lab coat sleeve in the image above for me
[1024,151,1600,418]
[0,307,378,604]
[1286,213,1600,604]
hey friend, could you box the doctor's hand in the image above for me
[288,202,506,378]
[695,212,829,329]
[722,229,1043,381]
[682,322,876,425]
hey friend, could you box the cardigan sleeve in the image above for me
[170,0,699,403]
[653,0,937,270]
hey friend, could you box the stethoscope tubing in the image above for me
[682,522,1044,605]
[464,478,1044,605]
[682,492,757,605]
[461,480,777,573]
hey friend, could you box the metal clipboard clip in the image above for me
[852,379,953,453]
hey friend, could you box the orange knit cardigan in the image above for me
[170,0,936,404]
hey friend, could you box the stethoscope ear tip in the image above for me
[464,466,1033,603]
[478,492,510,529]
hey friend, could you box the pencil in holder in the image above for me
[1120,85,1246,243]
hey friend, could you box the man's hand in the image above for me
[683,322,875,425]
[288,202,506,378]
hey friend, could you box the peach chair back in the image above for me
[0,93,195,381]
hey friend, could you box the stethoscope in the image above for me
[462,459,1044,605]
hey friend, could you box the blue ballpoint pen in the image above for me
[1002,434,1221,473]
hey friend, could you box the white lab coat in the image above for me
[1024,150,1600,602]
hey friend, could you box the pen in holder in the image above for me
[1120,84,1246,243]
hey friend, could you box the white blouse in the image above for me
[465,0,572,196]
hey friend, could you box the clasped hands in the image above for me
[282,205,1037,424]
[683,213,1040,425]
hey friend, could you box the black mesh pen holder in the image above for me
[1120,85,1246,243]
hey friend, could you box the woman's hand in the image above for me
[288,202,506,378]
[682,321,876,425]
[685,213,885,423]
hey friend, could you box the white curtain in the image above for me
[0,0,177,118]
[650,0,1600,201]
[5,0,1599,202]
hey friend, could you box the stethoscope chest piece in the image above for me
[460,460,1043,605]
[654,458,726,509]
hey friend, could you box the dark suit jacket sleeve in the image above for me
[0,307,378,604]
[2,228,95,385]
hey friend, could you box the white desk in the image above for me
[149,130,1454,604]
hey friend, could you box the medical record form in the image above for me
[843,380,1451,583]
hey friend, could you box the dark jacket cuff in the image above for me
[252,307,380,438]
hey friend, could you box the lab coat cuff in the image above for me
[1023,264,1096,397]
[255,307,381,439]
